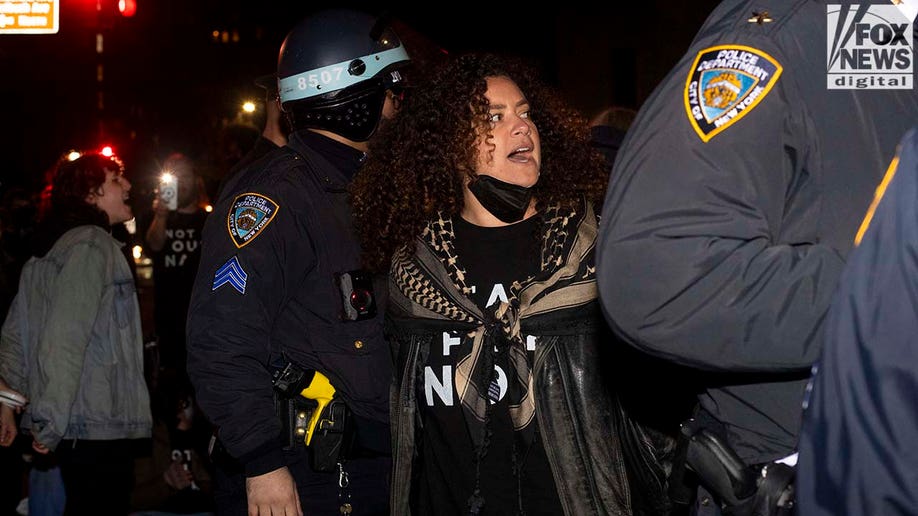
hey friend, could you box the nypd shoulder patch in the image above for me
[684,45,783,142]
[227,192,279,248]
[212,256,247,294]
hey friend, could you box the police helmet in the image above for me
[277,9,411,141]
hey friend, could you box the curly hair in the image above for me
[352,52,608,272]
[32,153,123,257]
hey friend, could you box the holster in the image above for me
[272,361,355,472]
[670,412,796,516]
[275,394,316,451]
[308,398,354,472]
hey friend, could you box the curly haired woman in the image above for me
[353,53,671,516]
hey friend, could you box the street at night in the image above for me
[2,1,915,515]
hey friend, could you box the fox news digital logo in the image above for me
[827,4,913,89]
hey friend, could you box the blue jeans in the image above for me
[29,465,66,516]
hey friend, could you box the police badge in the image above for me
[227,192,280,248]
[684,45,783,142]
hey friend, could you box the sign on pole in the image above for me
[0,0,59,34]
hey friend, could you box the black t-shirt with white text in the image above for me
[413,215,564,516]
[145,209,208,368]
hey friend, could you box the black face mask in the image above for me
[467,174,534,223]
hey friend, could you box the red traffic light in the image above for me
[118,0,136,17]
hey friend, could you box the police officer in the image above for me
[186,9,410,515]
[595,0,918,514]
[796,127,918,515]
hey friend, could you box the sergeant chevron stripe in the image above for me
[212,256,247,294]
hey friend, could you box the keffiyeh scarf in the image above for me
[390,201,600,448]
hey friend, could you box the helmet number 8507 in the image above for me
[298,67,345,90]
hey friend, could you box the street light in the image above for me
[118,0,136,17]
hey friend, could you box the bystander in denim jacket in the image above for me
[0,225,151,450]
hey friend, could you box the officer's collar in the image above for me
[293,130,366,182]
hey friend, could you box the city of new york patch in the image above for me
[684,45,783,142]
[227,193,279,248]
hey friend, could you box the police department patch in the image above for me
[227,193,279,248]
[684,45,783,142]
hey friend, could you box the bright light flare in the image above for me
[101,146,114,157]
[242,101,256,113]
[67,151,82,161]
[118,0,137,17]
[132,245,143,260]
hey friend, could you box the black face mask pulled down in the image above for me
[467,174,534,223]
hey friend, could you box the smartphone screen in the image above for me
[160,173,178,211]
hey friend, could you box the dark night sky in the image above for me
[0,1,722,197]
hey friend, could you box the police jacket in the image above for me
[186,130,391,476]
[597,0,918,465]
[0,226,151,450]
[388,203,671,516]
[797,128,918,515]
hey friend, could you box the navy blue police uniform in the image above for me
[596,0,918,512]
[797,128,918,516]
[186,129,391,515]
